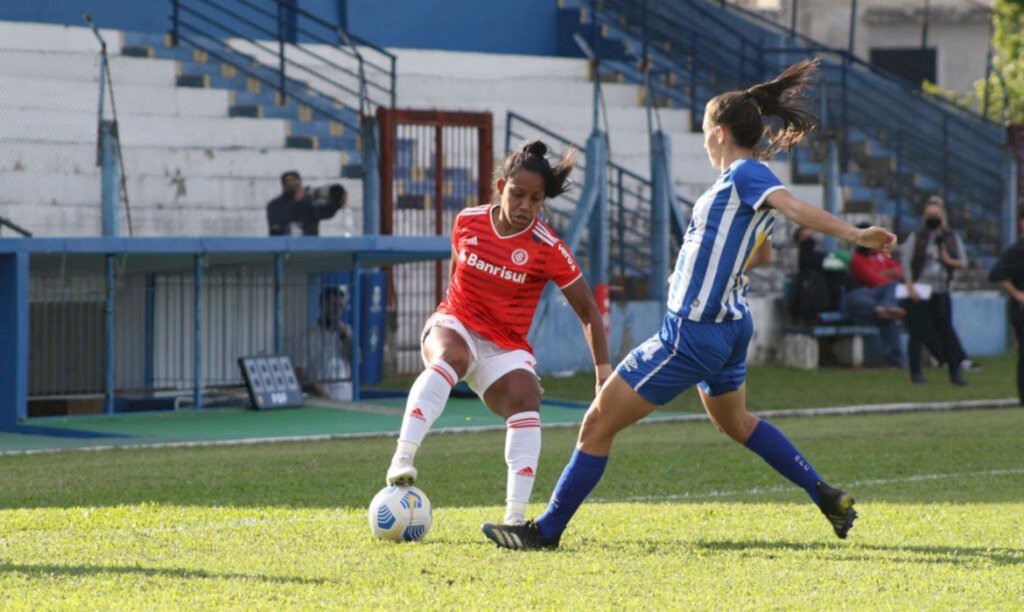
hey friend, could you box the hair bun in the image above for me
[522,140,548,157]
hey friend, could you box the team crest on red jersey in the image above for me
[511,248,529,266]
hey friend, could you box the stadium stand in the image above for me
[0,20,363,237]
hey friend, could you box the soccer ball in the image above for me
[368,485,433,542]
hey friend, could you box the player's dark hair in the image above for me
[497,140,576,199]
[707,59,819,159]
[280,170,301,184]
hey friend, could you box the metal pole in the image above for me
[1005,136,1019,249]
[983,15,995,119]
[104,254,116,414]
[274,253,284,354]
[144,273,155,395]
[895,130,904,236]
[351,253,362,401]
[100,121,121,237]
[277,1,286,104]
[790,0,798,38]
[170,0,180,47]
[920,0,930,49]
[587,132,610,338]
[848,0,858,57]
[193,254,204,410]
[650,132,671,304]
[0,252,30,426]
[823,137,840,255]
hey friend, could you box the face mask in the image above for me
[799,237,816,251]
[925,217,941,230]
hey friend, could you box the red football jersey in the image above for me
[437,205,583,352]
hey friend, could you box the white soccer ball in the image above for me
[368,485,433,542]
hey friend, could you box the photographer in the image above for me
[900,196,969,385]
[266,170,347,236]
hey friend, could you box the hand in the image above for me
[595,363,613,395]
[854,226,897,257]
[908,285,921,302]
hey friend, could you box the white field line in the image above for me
[0,398,1019,457]
[591,467,1024,503]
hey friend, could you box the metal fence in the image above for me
[377,108,493,374]
[26,254,363,408]
[505,112,693,299]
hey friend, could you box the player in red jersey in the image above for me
[384,141,611,525]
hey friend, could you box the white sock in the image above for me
[392,360,458,465]
[504,411,541,525]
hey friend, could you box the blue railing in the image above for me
[506,112,692,287]
[581,0,1006,257]
[170,0,395,131]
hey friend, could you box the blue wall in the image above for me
[0,0,170,34]
[346,0,557,55]
[0,0,560,56]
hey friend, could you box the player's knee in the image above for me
[501,392,541,417]
[577,406,613,446]
[433,351,470,377]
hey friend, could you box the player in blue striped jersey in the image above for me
[482,59,897,550]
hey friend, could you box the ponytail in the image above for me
[708,58,820,158]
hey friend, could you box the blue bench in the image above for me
[783,311,880,368]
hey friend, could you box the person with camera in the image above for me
[900,196,969,385]
[266,170,347,236]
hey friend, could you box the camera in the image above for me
[308,183,347,208]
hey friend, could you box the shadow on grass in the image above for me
[0,560,332,585]
[693,539,1024,566]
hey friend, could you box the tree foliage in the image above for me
[925,0,1023,124]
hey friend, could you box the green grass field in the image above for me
[1,402,1022,607]
[382,353,1021,410]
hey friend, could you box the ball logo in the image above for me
[511,248,529,266]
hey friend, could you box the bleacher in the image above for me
[555,0,1007,263]
[0,21,363,237]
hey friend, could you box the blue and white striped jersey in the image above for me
[667,158,783,322]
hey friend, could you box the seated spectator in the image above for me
[293,285,353,401]
[267,170,347,236]
[787,227,831,323]
[843,225,906,367]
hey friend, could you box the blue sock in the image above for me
[536,448,608,539]
[744,420,823,505]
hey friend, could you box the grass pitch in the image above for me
[1,407,1022,607]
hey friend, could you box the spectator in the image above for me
[787,227,831,322]
[267,170,347,236]
[294,285,353,401]
[845,223,906,367]
[900,196,969,385]
[988,210,1024,405]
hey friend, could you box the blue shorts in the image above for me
[615,314,754,405]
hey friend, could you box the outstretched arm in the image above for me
[766,190,896,256]
[560,276,612,394]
